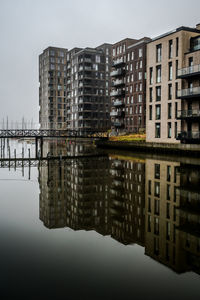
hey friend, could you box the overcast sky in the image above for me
[0,0,200,126]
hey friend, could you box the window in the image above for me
[155,182,160,197]
[156,65,161,83]
[155,164,160,179]
[113,48,115,56]
[149,67,153,84]
[168,103,172,119]
[138,94,142,102]
[155,123,161,138]
[175,122,177,138]
[149,105,152,120]
[169,40,173,58]
[96,55,100,63]
[154,237,159,255]
[156,44,162,62]
[140,60,143,68]
[167,166,171,181]
[154,217,159,235]
[148,180,151,195]
[169,62,172,80]
[156,104,161,120]
[148,215,151,232]
[176,37,179,56]
[176,60,178,78]
[168,84,172,100]
[166,203,170,219]
[155,199,160,215]
[167,184,171,200]
[148,198,151,212]
[139,48,143,57]
[175,82,178,98]
[168,122,172,138]
[138,72,142,80]
[156,86,161,101]
[150,88,153,102]
[166,222,170,240]
[131,51,134,60]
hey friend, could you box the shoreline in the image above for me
[95,140,200,156]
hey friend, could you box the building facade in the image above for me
[39,44,112,131]
[110,37,150,134]
[39,47,68,129]
[146,25,200,143]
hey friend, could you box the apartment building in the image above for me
[39,47,68,129]
[146,24,200,143]
[110,37,151,134]
[39,44,112,131]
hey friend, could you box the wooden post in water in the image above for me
[28,148,31,180]
[14,149,16,171]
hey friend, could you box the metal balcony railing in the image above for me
[112,100,124,106]
[177,86,200,98]
[177,64,200,77]
[110,90,125,97]
[110,69,125,77]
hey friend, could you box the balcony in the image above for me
[177,64,200,78]
[113,122,123,127]
[112,79,125,87]
[177,109,200,120]
[110,69,125,77]
[112,58,125,67]
[177,131,200,144]
[112,100,124,107]
[110,111,122,117]
[177,86,200,99]
[110,89,125,97]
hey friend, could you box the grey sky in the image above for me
[0,0,200,126]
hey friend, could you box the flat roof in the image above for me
[150,26,200,43]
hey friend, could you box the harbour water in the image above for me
[0,139,200,299]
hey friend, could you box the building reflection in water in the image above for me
[38,143,200,275]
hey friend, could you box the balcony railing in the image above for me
[112,58,125,67]
[177,64,200,78]
[112,100,124,106]
[177,86,200,98]
[113,122,123,127]
[112,79,124,87]
[110,90,125,97]
[110,111,122,117]
[177,131,200,141]
[177,109,200,119]
[110,69,125,77]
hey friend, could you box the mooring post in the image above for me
[40,137,43,159]
[28,148,30,160]
[35,137,38,159]
[22,146,24,159]
[14,149,16,170]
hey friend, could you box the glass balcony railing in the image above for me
[177,131,200,141]
[110,69,125,77]
[177,110,200,119]
[112,58,125,67]
[112,79,124,87]
[177,86,200,98]
[177,64,200,77]
[110,90,125,97]
[112,100,124,106]
[110,111,122,117]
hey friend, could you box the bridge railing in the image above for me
[0,129,108,138]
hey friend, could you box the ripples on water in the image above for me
[0,139,200,299]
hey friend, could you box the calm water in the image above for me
[0,140,200,300]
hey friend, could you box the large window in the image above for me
[168,122,172,138]
[150,67,153,85]
[169,40,173,59]
[169,62,172,80]
[149,88,153,102]
[168,103,172,119]
[149,105,152,120]
[156,86,161,101]
[155,123,161,138]
[156,104,161,120]
[168,84,172,100]
[156,65,161,83]
[156,44,162,62]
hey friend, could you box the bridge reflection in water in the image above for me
[38,143,200,276]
